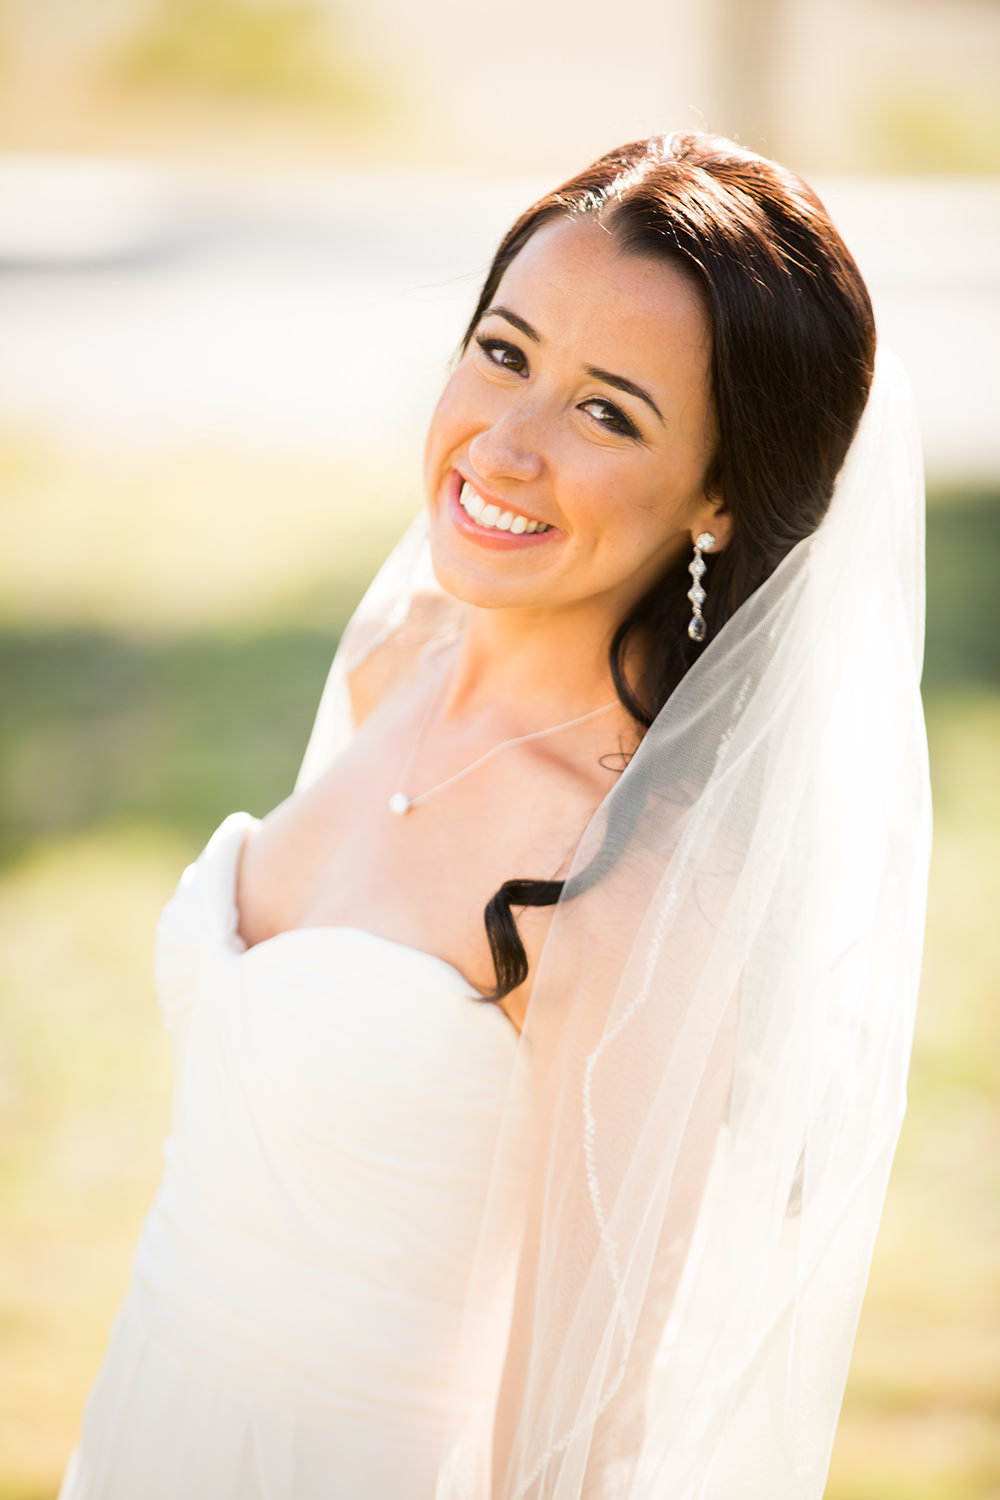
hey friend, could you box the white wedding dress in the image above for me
[59,811,523,1500]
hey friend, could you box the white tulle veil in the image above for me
[295,344,931,1499]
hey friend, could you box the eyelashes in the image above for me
[474,335,528,376]
[578,398,640,440]
[472,335,641,440]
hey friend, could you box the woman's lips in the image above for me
[446,471,559,550]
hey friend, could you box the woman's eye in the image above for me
[580,399,639,439]
[474,336,528,375]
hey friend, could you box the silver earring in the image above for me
[687,532,716,642]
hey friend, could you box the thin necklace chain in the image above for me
[388,678,618,816]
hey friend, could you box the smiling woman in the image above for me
[58,134,931,1500]
[426,218,724,625]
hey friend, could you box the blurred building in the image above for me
[0,0,998,173]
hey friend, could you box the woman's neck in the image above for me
[438,596,623,727]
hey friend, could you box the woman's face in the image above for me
[423,214,728,627]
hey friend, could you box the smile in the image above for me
[458,481,552,534]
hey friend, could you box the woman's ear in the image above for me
[692,493,733,554]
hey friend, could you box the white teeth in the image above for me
[460,482,484,519]
[458,479,551,534]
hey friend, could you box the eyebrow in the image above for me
[482,304,665,425]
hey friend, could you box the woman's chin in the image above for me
[427,544,536,611]
[425,518,556,611]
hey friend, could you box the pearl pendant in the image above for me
[388,792,411,816]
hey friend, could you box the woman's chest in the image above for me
[237,735,591,1012]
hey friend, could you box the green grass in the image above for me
[0,435,998,1498]
[0,625,341,864]
[924,490,1000,692]
[826,692,1000,1499]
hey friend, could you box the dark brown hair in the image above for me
[473,132,877,1000]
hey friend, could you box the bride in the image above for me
[60,133,931,1500]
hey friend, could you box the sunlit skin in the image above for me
[424,212,730,719]
[236,214,731,1033]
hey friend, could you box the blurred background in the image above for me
[0,1,998,1496]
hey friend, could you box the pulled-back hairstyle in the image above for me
[471,132,877,1000]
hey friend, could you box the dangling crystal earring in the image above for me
[687,531,716,642]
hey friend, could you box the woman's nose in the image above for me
[467,405,544,484]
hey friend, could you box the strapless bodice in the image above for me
[59,812,525,1500]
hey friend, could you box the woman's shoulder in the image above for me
[347,588,459,729]
[232,794,312,950]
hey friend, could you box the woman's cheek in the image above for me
[434,373,498,458]
[425,382,460,457]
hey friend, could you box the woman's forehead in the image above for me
[491,215,712,394]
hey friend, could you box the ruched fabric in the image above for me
[60,812,522,1500]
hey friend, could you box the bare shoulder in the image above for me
[236,607,452,947]
[234,772,343,948]
[348,590,459,728]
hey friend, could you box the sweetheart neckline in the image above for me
[227,925,520,1042]
[223,811,522,1039]
[233,922,474,994]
